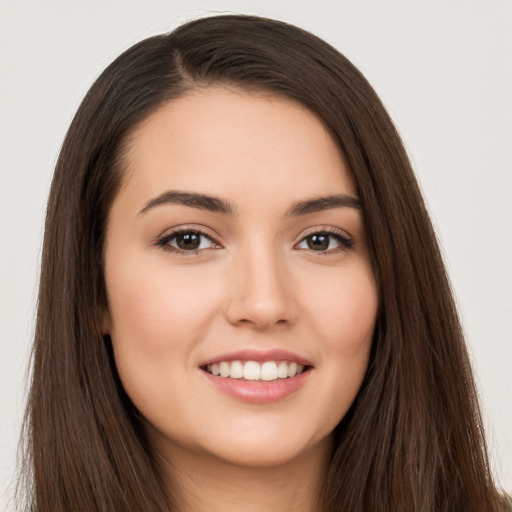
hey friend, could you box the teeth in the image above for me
[230,360,244,379]
[244,361,260,380]
[219,361,230,377]
[277,361,288,378]
[261,361,278,381]
[287,362,297,377]
[203,360,308,381]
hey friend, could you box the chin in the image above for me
[192,425,334,470]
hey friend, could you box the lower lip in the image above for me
[202,369,311,403]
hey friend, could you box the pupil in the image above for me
[177,233,200,250]
[308,234,329,251]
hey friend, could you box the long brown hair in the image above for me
[19,14,508,512]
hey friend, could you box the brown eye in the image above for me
[306,233,330,251]
[175,232,202,250]
[157,229,218,253]
[297,231,353,253]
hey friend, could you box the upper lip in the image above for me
[199,348,313,367]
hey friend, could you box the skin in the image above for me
[103,86,378,511]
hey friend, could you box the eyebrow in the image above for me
[138,190,361,217]
[284,194,361,217]
[139,190,237,216]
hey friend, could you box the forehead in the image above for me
[119,86,357,207]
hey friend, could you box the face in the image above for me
[103,87,378,469]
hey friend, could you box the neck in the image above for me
[156,437,332,512]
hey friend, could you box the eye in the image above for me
[296,230,353,253]
[156,229,219,254]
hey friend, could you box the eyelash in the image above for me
[155,227,354,255]
[155,228,220,256]
[297,227,354,254]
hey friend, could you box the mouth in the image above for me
[200,360,311,382]
[198,349,313,402]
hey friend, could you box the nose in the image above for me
[224,244,298,330]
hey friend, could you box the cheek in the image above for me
[106,257,222,352]
[104,255,223,399]
[105,257,224,420]
[303,261,378,355]
[302,261,377,410]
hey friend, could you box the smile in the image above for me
[199,351,313,403]
[202,360,309,381]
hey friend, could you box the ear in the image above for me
[102,309,112,335]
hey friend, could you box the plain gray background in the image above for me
[1,1,511,509]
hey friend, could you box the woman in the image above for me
[18,14,509,512]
